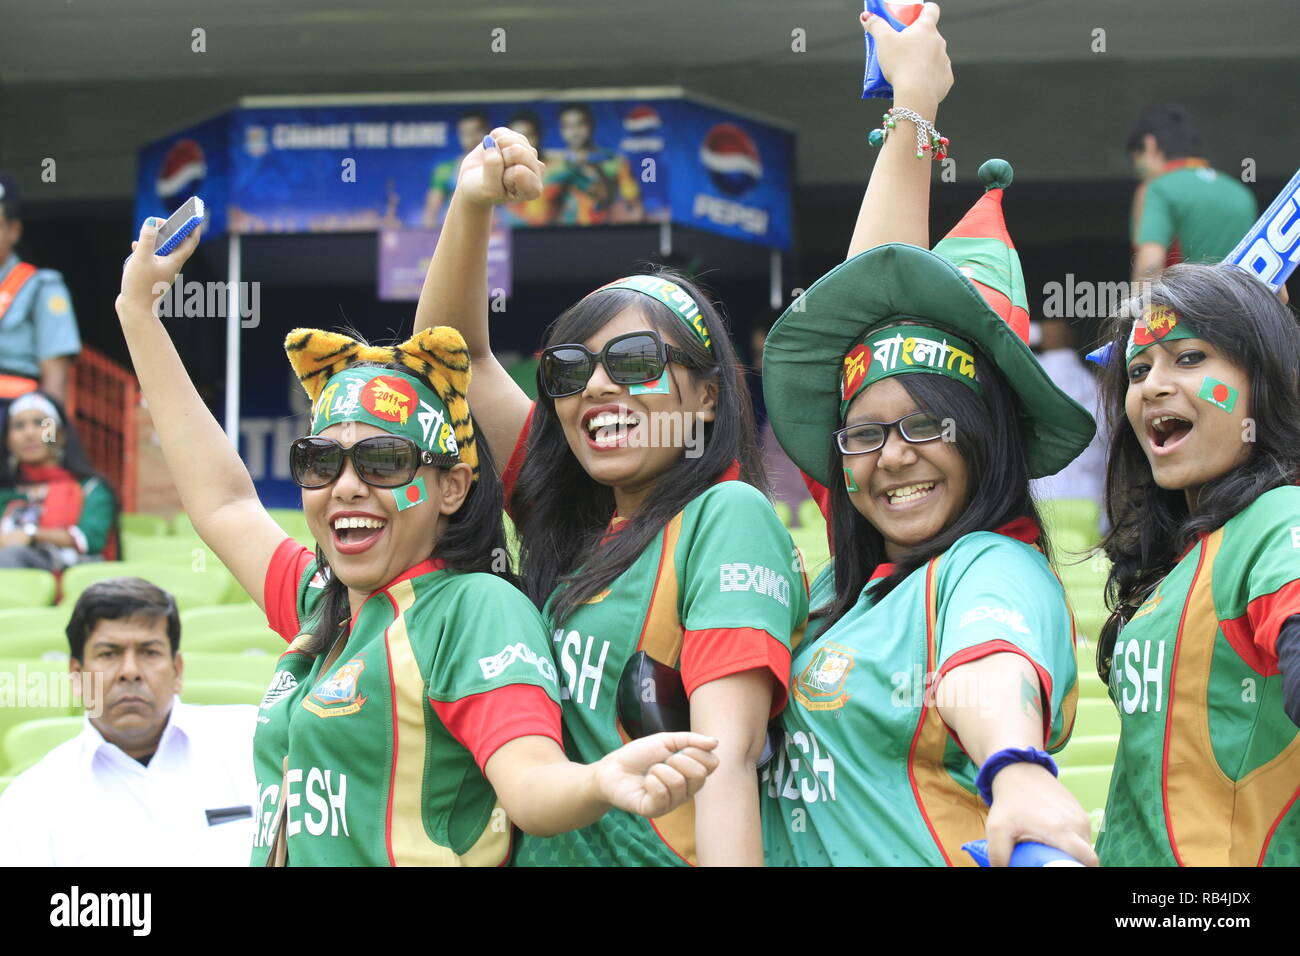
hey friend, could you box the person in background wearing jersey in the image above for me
[1093,265,1300,866]
[1126,104,1256,284]
[414,128,806,866]
[760,4,1097,867]
[114,217,717,867]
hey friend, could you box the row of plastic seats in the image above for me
[121,508,313,542]
[0,554,253,610]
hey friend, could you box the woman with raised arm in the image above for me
[1091,265,1300,867]
[114,218,718,867]
[759,3,1097,867]
[414,131,807,866]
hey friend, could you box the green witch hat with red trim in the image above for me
[762,159,1095,487]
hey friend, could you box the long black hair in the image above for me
[1096,264,1300,679]
[511,269,765,624]
[299,362,512,656]
[814,359,1052,633]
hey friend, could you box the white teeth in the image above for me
[333,516,386,531]
[1151,415,1191,433]
[885,482,936,503]
[586,411,641,433]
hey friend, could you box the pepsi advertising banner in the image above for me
[134,92,793,250]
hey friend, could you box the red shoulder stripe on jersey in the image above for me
[1220,577,1300,676]
[264,537,314,641]
[501,403,536,508]
[935,639,1056,751]
[680,627,792,717]
[430,684,564,773]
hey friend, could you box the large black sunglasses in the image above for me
[833,411,945,455]
[289,436,445,489]
[540,330,696,399]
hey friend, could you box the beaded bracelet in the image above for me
[868,107,949,161]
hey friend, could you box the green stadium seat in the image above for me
[267,508,314,544]
[119,513,171,537]
[772,500,792,527]
[183,626,287,656]
[61,561,232,612]
[1075,697,1122,737]
[0,569,57,609]
[171,512,197,537]
[120,532,206,563]
[1077,672,1109,700]
[1058,733,1118,768]
[1059,764,1113,839]
[0,628,69,661]
[796,497,823,529]
[181,679,264,706]
[3,716,83,775]
[183,652,279,687]
[0,658,79,757]
[181,604,271,633]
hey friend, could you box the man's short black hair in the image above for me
[508,110,542,133]
[1126,103,1203,160]
[459,110,490,128]
[0,173,20,222]
[66,577,181,661]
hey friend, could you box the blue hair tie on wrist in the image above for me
[975,746,1058,807]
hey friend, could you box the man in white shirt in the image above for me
[1028,318,1108,507]
[0,577,258,866]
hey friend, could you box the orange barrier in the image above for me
[66,345,138,513]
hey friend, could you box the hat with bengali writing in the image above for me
[762,159,1095,486]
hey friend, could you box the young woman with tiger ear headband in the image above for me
[115,217,718,867]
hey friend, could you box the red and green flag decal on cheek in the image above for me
[393,476,428,511]
[1198,376,1238,413]
[844,468,860,492]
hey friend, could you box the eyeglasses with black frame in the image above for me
[289,435,448,489]
[539,330,697,399]
[834,411,945,456]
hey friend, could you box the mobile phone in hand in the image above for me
[124,196,205,267]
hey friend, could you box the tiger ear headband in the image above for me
[284,327,479,479]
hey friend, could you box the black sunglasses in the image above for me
[834,411,945,455]
[540,330,697,399]
[289,436,446,489]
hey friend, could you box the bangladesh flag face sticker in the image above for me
[1198,376,1238,413]
[393,476,427,511]
[843,467,860,492]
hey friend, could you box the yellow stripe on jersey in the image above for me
[907,556,986,867]
[1164,530,1300,865]
[633,513,697,865]
[384,580,510,867]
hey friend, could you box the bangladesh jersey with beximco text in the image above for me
[1097,486,1300,867]
[512,479,808,867]
[762,522,1078,866]
[251,539,562,867]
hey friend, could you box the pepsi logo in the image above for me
[155,139,207,212]
[623,105,662,134]
[700,123,762,197]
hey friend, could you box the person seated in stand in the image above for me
[0,390,116,570]
[0,577,258,866]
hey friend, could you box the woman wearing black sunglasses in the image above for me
[1091,264,1300,867]
[115,217,719,866]
[759,6,1097,867]
[414,128,807,866]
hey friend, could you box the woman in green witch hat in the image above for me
[759,3,1097,866]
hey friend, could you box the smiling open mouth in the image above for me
[332,515,387,552]
[1150,414,1193,449]
[585,410,642,449]
[881,482,939,508]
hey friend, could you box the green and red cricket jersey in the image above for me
[252,538,562,866]
[1098,486,1300,867]
[504,407,808,866]
[762,521,1079,866]
[1131,159,1257,267]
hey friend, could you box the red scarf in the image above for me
[16,464,83,528]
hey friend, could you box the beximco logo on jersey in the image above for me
[693,123,769,237]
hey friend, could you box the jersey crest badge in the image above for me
[794,642,855,711]
[303,658,369,717]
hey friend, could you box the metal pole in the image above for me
[224,233,242,442]
[769,248,782,310]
